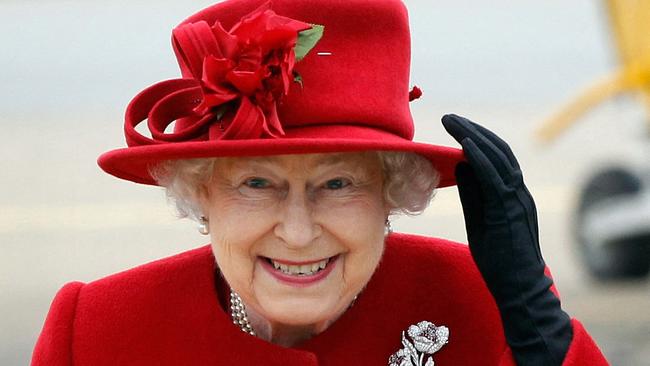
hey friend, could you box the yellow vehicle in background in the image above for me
[537,0,650,279]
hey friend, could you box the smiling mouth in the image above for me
[262,256,336,276]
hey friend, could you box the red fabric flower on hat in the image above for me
[172,2,324,139]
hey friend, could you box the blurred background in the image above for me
[1,0,649,364]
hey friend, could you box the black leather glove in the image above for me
[442,114,572,366]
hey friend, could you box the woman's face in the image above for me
[202,152,388,329]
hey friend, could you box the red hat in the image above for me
[97,0,463,187]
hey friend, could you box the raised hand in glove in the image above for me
[442,114,572,366]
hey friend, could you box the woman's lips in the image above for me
[259,255,339,287]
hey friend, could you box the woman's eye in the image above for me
[324,178,350,190]
[244,177,271,189]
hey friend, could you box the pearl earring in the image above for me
[198,216,209,235]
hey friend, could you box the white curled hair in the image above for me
[149,151,440,222]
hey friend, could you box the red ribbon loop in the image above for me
[125,78,200,147]
[148,86,215,142]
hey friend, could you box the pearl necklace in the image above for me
[230,290,256,335]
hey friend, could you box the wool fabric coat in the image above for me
[32,233,608,365]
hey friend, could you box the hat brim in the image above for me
[98,124,464,187]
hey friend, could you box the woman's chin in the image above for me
[256,296,341,328]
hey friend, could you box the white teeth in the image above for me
[318,259,328,269]
[288,265,301,273]
[270,257,332,276]
[300,264,312,273]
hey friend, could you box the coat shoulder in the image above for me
[32,281,84,365]
[70,245,222,363]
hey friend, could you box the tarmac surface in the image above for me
[2,1,649,364]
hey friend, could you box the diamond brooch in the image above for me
[388,321,449,366]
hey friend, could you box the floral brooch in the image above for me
[388,321,450,366]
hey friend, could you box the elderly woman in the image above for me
[32,0,608,365]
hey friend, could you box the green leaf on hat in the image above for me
[295,24,324,61]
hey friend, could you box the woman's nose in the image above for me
[273,189,322,249]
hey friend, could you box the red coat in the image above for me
[32,233,608,365]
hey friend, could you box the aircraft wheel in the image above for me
[574,166,650,279]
